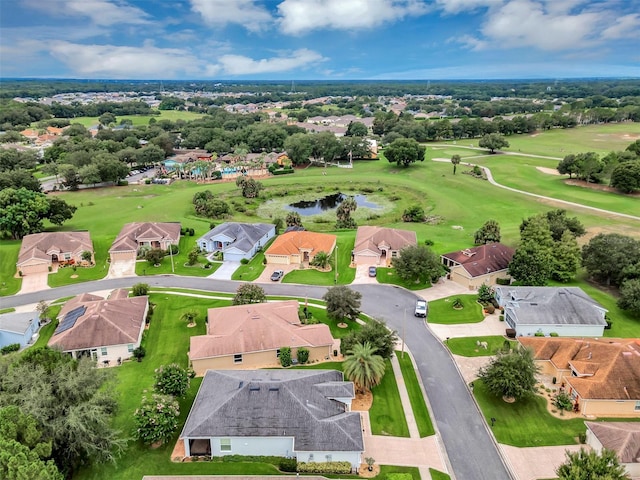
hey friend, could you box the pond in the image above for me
[285,193,382,216]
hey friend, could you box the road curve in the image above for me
[0,277,513,480]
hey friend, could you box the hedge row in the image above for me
[297,461,351,474]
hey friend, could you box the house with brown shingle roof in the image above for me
[264,231,336,266]
[441,242,514,290]
[353,226,417,266]
[586,422,640,477]
[189,300,334,376]
[49,289,148,366]
[109,222,180,263]
[519,337,640,417]
[17,231,94,275]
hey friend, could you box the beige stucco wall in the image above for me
[449,266,510,290]
[191,345,333,377]
[579,399,640,417]
[354,253,380,266]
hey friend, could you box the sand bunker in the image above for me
[536,166,562,176]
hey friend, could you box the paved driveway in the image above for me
[500,444,583,480]
[208,261,240,280]
[107,259,136,278]
[351,264,378,284]
[18,272,49,294]
[255,264,299,283]
[429,312,506,341]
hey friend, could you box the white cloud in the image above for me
[434,0,503,15]
[190,0,272,32]
[48,42,200,78]
[277,0,429,35]
[208,48,326,75]
[601,13,640,39]
[23,0,151,26]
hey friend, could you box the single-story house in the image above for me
[265,231,336,266]
[180,369,363,470]
[519,337,640,417]
[441,243,514,290]
[109,222,181,262]
[17,231,94,275]
[189,300,334,376]
[196,222,275,262]
[48,289,148,365]
[0,311,40,349]
[585,421,640,477]
[496,286,607,337]
[352,226,417,266]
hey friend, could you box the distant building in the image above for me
[441,243,514,289]
[0,311,40,349]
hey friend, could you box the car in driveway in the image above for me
[368,266,377,277]
[414,300,428,318]
[270,270,284,281]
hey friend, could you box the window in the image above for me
[276,349,280,358]
[220,438,231,452]
[233,354,242,364]
[127,344,134,353]
[101,347,108,356]
[635,401,640,411]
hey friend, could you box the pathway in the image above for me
[207,261,240,280]
[429,312,506,341]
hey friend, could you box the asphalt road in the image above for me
[0,277,512,480]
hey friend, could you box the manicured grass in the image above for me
[283,231,356,285]
[231,250,266,281]
[396,351,435,437]
[305,305,361,339]
[64,110,206,128]
[0,307,15,314]
[48,237,110,287]
[376,267,433,290]
[427,295,484,324]
[0,240,21,296]
[429,468,451,480]
[369,358,410,437]
[291,361,344,371]
[135,234,220,277]
[150,287,234,298]
[473,380,585,447]
[446,336,518,357]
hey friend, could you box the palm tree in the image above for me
[343,342,386,393]
[451,154,461,174]
[180,309,198,326]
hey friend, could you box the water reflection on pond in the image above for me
[285,193,381,216]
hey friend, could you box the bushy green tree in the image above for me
[402,205,425,222]
[187,247,199,266]
[323,286,362,322]
[618,279,640,315]
[131,283,150,296]
[384,137,426,167]
[477,347,539,401]
[233,284,266,305]
[340,318,398,359]
[343,342,386,393]
[582,233,640,286]
[133,394,179,445]
[552,230,581,283]
[145,248,165,266]
[477,284,495,304]
[556,448,629,480]
[474,219,501,245]
[285,211,303,228]
[284,133,313,166]
[392,245,443,284]
[236,176,263,198]
[154,364,190,398]
[508,242,553,286]
[479,133,509,153]
[296,347,309,364]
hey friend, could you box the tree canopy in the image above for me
[392,244,443,284]
[232,284,266,305]
[478,133,509,153]
[556,448,629,480]
[340,318,398,359]
[384,137,426,167]
[323,286,362,322]
[342,342,386,394]
[477,347,539,401]
[474,219,501,245]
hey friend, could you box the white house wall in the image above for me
[515,323,605,337]
[210,436,294,457]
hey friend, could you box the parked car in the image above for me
[270,270,284,281]
[414,300,428,318]
[368,266,377,277]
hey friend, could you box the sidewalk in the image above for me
[359,349,449,480]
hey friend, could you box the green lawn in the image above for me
[48,237,110,287]
[0,240,21,296]
[396,351,435,437]
[429,469,451,480]
[32,305,61,348]
[369,359,410,437]
[63,110,206,128]
[283,231,356,285]
[231,249,268,281]
[135,234,220,277]
[376,267,433,290]
[473,380,585,447]
[305,305,361,339]
[446,336,517,357]
[427,295,484,324]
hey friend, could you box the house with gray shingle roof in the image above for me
[0,311,40,349]
[586,422,640,476]
[196,222,275,262]
[496,286,607,337]
[180,369,363,469]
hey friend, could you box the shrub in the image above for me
[132,346,146,362]
[240,258,249,265]
[167,244,179,255]
[146,248,165,266]
[550,332,559,337]
[279,347,292,367]
[496,277,511,285]
[424,239,434,246]
[133,393,180,445]
[553,391,573,415]
[132,283,150,296]
[452,297,463,309]
[117,180,129,186]
[477,284,495,304]
[145,179,151,184]
[485,304,496,314]
[187,248,199,266]
[534,331,545,337]
[499,314,504,321]
[154,363,190,398]
[1,343,20,355]
[296,347,309,364]
[605,319,613,330]
[297,461,351,474]
[472,165,482,176]
[578,432,587,444]
[279,458,297,472]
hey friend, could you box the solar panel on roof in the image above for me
[54,305,86,335]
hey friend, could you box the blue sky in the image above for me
[1,0,639,80]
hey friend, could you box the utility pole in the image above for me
[402,308,406,359]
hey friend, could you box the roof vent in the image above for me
[530,303,538,306]
[269,387,279,392]
[238,381,244,389]
[249,385,260,392]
